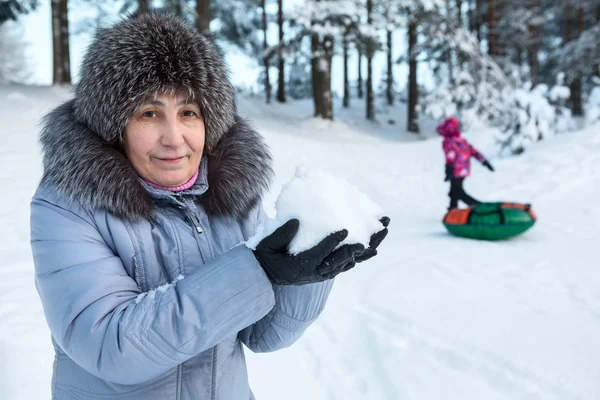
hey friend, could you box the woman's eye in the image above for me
[142,111,157,118]
[182,110,199,117]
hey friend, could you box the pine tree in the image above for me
[0,0,38,24]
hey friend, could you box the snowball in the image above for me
[246,166,385,255]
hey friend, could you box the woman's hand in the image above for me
[352,216,390,265]
[252,219,365,285]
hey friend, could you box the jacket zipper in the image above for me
[191,213,203,234]
[178,198,217,399]
[211,347,218,400]
[176,364,182,400]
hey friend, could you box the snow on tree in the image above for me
[559,24,600,84]
[547,72,575,133]
[0,20,31,84]
[290,0,365,119]
[495,83,555,155]
[585,76,600,126]
[420,19,512,126]
[0,0,38,25]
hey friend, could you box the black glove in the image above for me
[444,164,453,182]
[253,219,365,285]
[353,217,390,266]
[483,160,495,172]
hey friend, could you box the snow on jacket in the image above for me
[30,101,333,400]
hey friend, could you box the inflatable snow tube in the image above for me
[443,202,536,240]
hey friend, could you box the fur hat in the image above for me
[74,12,236,152]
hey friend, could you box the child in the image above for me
[437,117,494,210]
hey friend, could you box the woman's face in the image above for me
[123,93,205,188]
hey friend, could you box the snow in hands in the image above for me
[247,165,387,255]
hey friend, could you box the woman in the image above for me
[438,116,495,210]
[30,12,389,400]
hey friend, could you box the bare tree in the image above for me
[0,21,31,83]
[51,0,71,84]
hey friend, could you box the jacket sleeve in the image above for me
[30,188,276,385]
[238,206,334,353]
[468,141,487,163]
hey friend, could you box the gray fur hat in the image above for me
[74,12,236,151]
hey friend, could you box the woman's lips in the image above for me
[157,156,185,163]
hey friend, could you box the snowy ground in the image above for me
[1,85,599,399]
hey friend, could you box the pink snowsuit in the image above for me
[437,117,487,178]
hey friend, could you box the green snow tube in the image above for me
[443,202,536,240]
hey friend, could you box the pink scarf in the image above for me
[144,169,199,192]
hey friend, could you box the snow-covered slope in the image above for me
[1,85,598,399]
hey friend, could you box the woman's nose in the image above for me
[160,120,185,147]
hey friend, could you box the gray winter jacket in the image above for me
[30,102,333,400]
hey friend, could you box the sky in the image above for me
[18,0,434,96]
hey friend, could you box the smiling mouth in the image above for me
[157,156,185,163]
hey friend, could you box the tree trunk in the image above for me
[565,5,584,116]
[467,0,474,33]
[527,0,540,86]
[366,54,374,120]
[570,7,584,116]
[366,0,374,121]
[475,0,481,42]
[52,0,71,85]
[171,0,182,17]
[456,0,462,27]
[311,32,322,117]
[196,0,210,32]
[407,21,419,133]
[276,0,286,102]
[311,34,333,120]
[488,0,499,56]
[386,29,394,106]
[446,0,455,82]
[138,0,149,13]
[357,45,363,98]
[262,0,271,103]
[596,5,600,76]
[343,33,349,108]
[322,35,334,119]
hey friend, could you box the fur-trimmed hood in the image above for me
[39,100,273,220]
